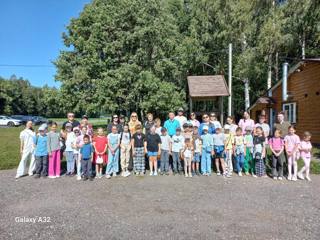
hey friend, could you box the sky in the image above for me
[0,0,92,87]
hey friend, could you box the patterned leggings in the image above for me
[133,147,145,173]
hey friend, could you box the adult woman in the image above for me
[255,114,270,138]
[128,112,141,135]
[107,114,123,134]
[189,112,200,128]
[225,116,238,134]
[16,121,36,178]
[238,111,255,135]
[198,113,215,135]
[81,115,93,137]
[209,112,222,129]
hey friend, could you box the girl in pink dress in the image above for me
[298,132,313,181]
[93,128,108,178]
[284,126,300,181]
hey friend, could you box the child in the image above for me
[213,127,226,176]
[223,125,234,177]
[201,125,214,176]
[80,135,94,181]
[244,126,254,176]
[72,127,81,177]
[131,125,146,175]
[47,122,61,178]
[234,127,245,176]
[171,128,185,175]
[298,131,312,181]
[253,126,266,177]
[182,123,193,142]
[284,126,300,181]
[106,126,120,179]
[155,118,162,136]
[93,128,108,179]
[160,127,171,175]
[120,125,131,177]
[182,138,193,177]
[65,123,76,176]
[33,125,48,178]
[192,126,202,176]
[145,126,162,176]
[74,126,87,180]
[269,129,285,180]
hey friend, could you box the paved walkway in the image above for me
[0,170,319,240]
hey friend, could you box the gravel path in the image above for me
[0,170,319,240]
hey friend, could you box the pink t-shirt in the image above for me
[284,134,300,152]
[269,137,284,151]
[238,119,255,135]
[300,140,312,158]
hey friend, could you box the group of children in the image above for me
[24,116,313,182]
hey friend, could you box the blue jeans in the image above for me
[106,149,119,175]
[172,151,182,172]
[160,150,169,173]
[66,151,74,174]
[201,150,212,174]
[235,153,244,173]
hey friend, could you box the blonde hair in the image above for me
[155,118,161,125]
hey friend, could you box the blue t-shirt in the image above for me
[80,143,93,160]
[198,123,216,135]
[33,135,48,157]
[164,119,180,137]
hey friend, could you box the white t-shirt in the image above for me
[194,138,202,153]
[171,135,185,152]
[211,120,222,129]
[20,128,35,152]
[160,134,171,151]
[65,132,76,152]
[174,115,187,129]
[155,127,162,136]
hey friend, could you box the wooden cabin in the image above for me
[249,59,320,144]
[187,75,229,124]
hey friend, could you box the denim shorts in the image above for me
[192,152,201,163]
[148,152,158,157]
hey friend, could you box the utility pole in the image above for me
[228,43,232,116]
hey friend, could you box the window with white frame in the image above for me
[283,103,297,123]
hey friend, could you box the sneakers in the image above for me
[278,177,283,181]
[245,172,249,176]
[252,174,257,178]
[153,171,158,176]
[273,177,277,180]
[216,171,221,176]
[238,172,242,177]
[306,176,312,181]
[106,175,111,179]
[185,174,188,178]
[55,175,60,178]
[150,171,154,176]
[124,171,131,177]
[113,172,117,177]
[189,173,192,178]
[287,175,292,181]
[77,176,81,180]
[297,172,305,180]
[292,176,297,181]
[48,176,56,179]
[196,171,201,176]
[34,174,40,179]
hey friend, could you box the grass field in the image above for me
[1,124,320,173]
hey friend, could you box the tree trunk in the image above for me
[244,78,250,111]
[302,31,306,59]
[267,54,272,89]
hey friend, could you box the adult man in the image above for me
[174,108,187,130]
[273,111,291,138]
[16,121,36,178]
[61,112,80,131]
[164,112,180,137]
[107,114,123,134]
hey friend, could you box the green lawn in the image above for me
[1,126,320,173]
